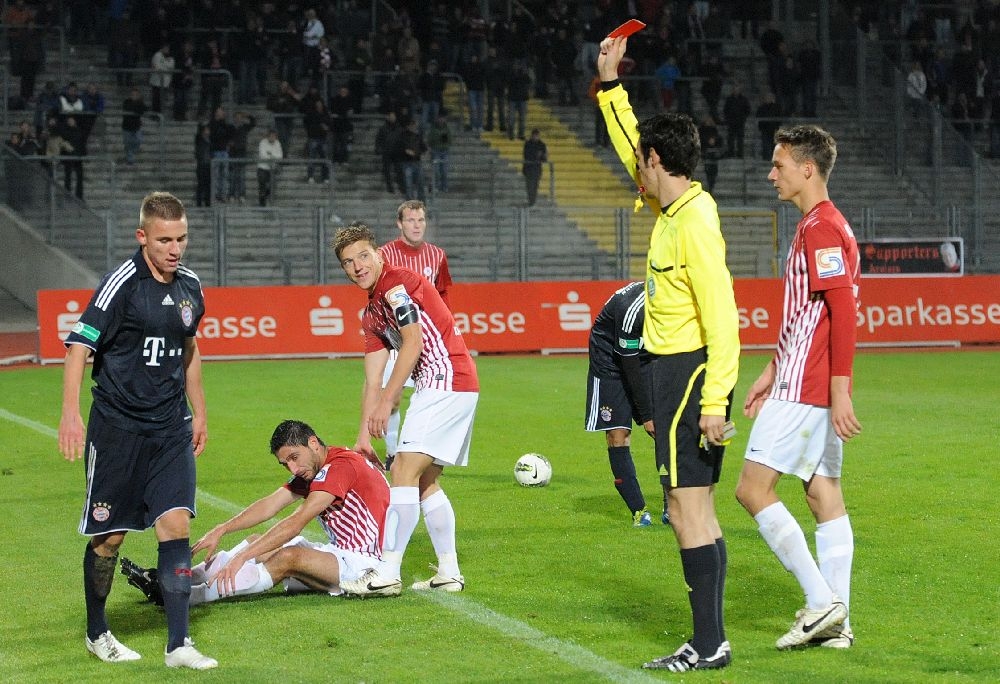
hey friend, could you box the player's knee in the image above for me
[605,429,631,447]
[92,532,125,556]
[734,479,752,509]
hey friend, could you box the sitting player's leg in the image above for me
[191,537,328,603]
[259,544,342,593]
[191,538,251,584]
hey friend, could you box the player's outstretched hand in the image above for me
[192,526,225,562]
[353,439,385,472]
[211,555,241,597]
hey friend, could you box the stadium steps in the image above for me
[24,50,617,284]
[472,97,645,276]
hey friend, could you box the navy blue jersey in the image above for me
[65,249,205,434]
[588,281,646,377]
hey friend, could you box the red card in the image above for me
[607,19,646,39]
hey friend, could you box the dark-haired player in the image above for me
[598,35,740,673]
[58,191,216,669]
[124,420,390,604]
[736,124,861,650]
[332,221,478,597]
[585,281,664,527]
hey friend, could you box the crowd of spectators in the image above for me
[7,0,1000,208]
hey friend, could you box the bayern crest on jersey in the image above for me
[179,299,194,327]
[600,405,613,422]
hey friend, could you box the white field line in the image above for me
[3,408,660,683]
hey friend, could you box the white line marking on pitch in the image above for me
[3,408,658,683]
[420,591,660,683]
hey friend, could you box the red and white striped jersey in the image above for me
[379,239,452,307]
[772,200,860,407]
[284,447,389,558]
[362,262,478,392]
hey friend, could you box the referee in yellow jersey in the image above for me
[597,35,740,673]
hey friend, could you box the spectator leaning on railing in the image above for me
[257,129,283,207]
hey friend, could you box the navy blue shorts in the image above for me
[78,407,197,536]
[648,348,731,489]
[584,370,638,431]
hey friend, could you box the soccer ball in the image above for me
[514,453,552,487]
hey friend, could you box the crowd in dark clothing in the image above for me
[10,0,1000,211]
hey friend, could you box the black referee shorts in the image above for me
[78,407,197,536]
[649,348,731,489]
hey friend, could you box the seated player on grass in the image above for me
[122,420,390,604]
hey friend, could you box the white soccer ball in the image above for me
[514,453,552,487]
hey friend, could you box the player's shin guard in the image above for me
[608,446,645,513]
[381,486,420,579]
[385,408,401,457]
[157,539,192,652]
[421,489,460,577]
[817,515,854,628]
[680,543,722,657]
[755,502,833,609]
[83,544,117,640]
[715,537,728,644]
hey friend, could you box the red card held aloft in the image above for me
[607,19,646,39]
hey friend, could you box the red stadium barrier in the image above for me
[36,276,1000,362]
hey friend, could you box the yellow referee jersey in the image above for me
[598,83,740,415]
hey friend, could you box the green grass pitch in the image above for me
[0,351,997,683]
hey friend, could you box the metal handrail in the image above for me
[104,67,234,115]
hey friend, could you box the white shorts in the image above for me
[399,388,478,467]
[744,399,843,481]
[382,349,416,389]
[283,536,378,595]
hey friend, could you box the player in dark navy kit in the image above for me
[585,281,666,527]
[58,191,217,670]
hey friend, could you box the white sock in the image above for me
[421,490,460,577]
[379,486,420,580]
[816,515,854,629]
[385,408,401,457]
[190,559,273,604]
[283,577,312,594]
[755,502,833,609]
[193,538,251,583]
[192,550,228,584]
